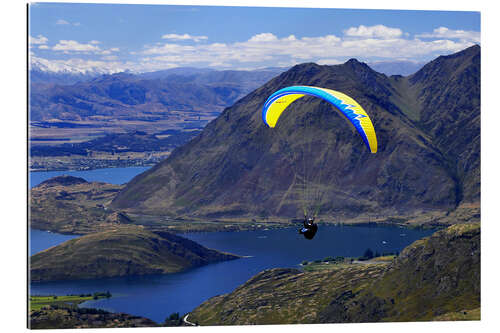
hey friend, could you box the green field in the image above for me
[30,293,110,311]
[301,255,396,272]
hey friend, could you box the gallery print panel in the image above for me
[28,1,480,329]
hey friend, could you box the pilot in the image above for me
[299,217,318,240]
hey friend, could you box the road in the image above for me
[183,314,197,326]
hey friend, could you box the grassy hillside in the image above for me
[29,175,294,234]
[190,265,388,325]
[30,225,240,281]
[188,223,480,325]
[30,175,128,234]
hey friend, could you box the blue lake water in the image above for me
[30,224,436,324]
[30,229,80,255]
[29,166,151,188]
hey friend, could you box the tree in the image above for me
[164,312,182,327]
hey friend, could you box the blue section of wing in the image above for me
[262,86,371,151]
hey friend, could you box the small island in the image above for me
[30,225,240,282]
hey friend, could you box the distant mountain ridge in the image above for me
[110,45,480,223]
[29,67,285,124]
[368,60,425,76]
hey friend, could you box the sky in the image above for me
[28,2,480,74]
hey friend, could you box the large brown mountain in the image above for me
[111,45,480,222]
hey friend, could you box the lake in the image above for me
[30,229,80,256]
[29,167,437,323]
[29,166,151,188]
[30,224,436,324]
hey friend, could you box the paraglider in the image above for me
[299,216,318,240]
[261,86,377,239]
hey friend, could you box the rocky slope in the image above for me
[30,225,240,281]
[188,223,480,325]
[111,46,480,223]
[317,223,480,322]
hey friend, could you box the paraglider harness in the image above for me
[299,216,318,240]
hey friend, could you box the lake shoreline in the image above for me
[29,162,158,173]
[29,218,443,236]
[30,223,437,323]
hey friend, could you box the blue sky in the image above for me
[29,2,480,73]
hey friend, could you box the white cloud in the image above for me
[208,61,231,68]
[161,33,208,42]
[143,43,196,55]
[138,30,476,70]
[38,45,49,50]
[30,35,48,45]
[102,55,119,61]
[248,33,278,42]
[98,48,119,55]
[416,27,480,43]
[56,19,81,27]
[53,40,101,53]
[34,25,480,74]
[344,25,403,39]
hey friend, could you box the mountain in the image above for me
[368,60,425,76]
[30,70,100,85]
[29,73,235,122]
[29,68,284,123]
[137,67,215,80]
[408,47,480,204]
[29,57,109,85]
[30,225,240,281]
[110,45,480,223]
[188,223,480,324]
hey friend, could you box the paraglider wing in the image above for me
[262,86,377,153]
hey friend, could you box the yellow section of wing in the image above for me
[265,94,305,128]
